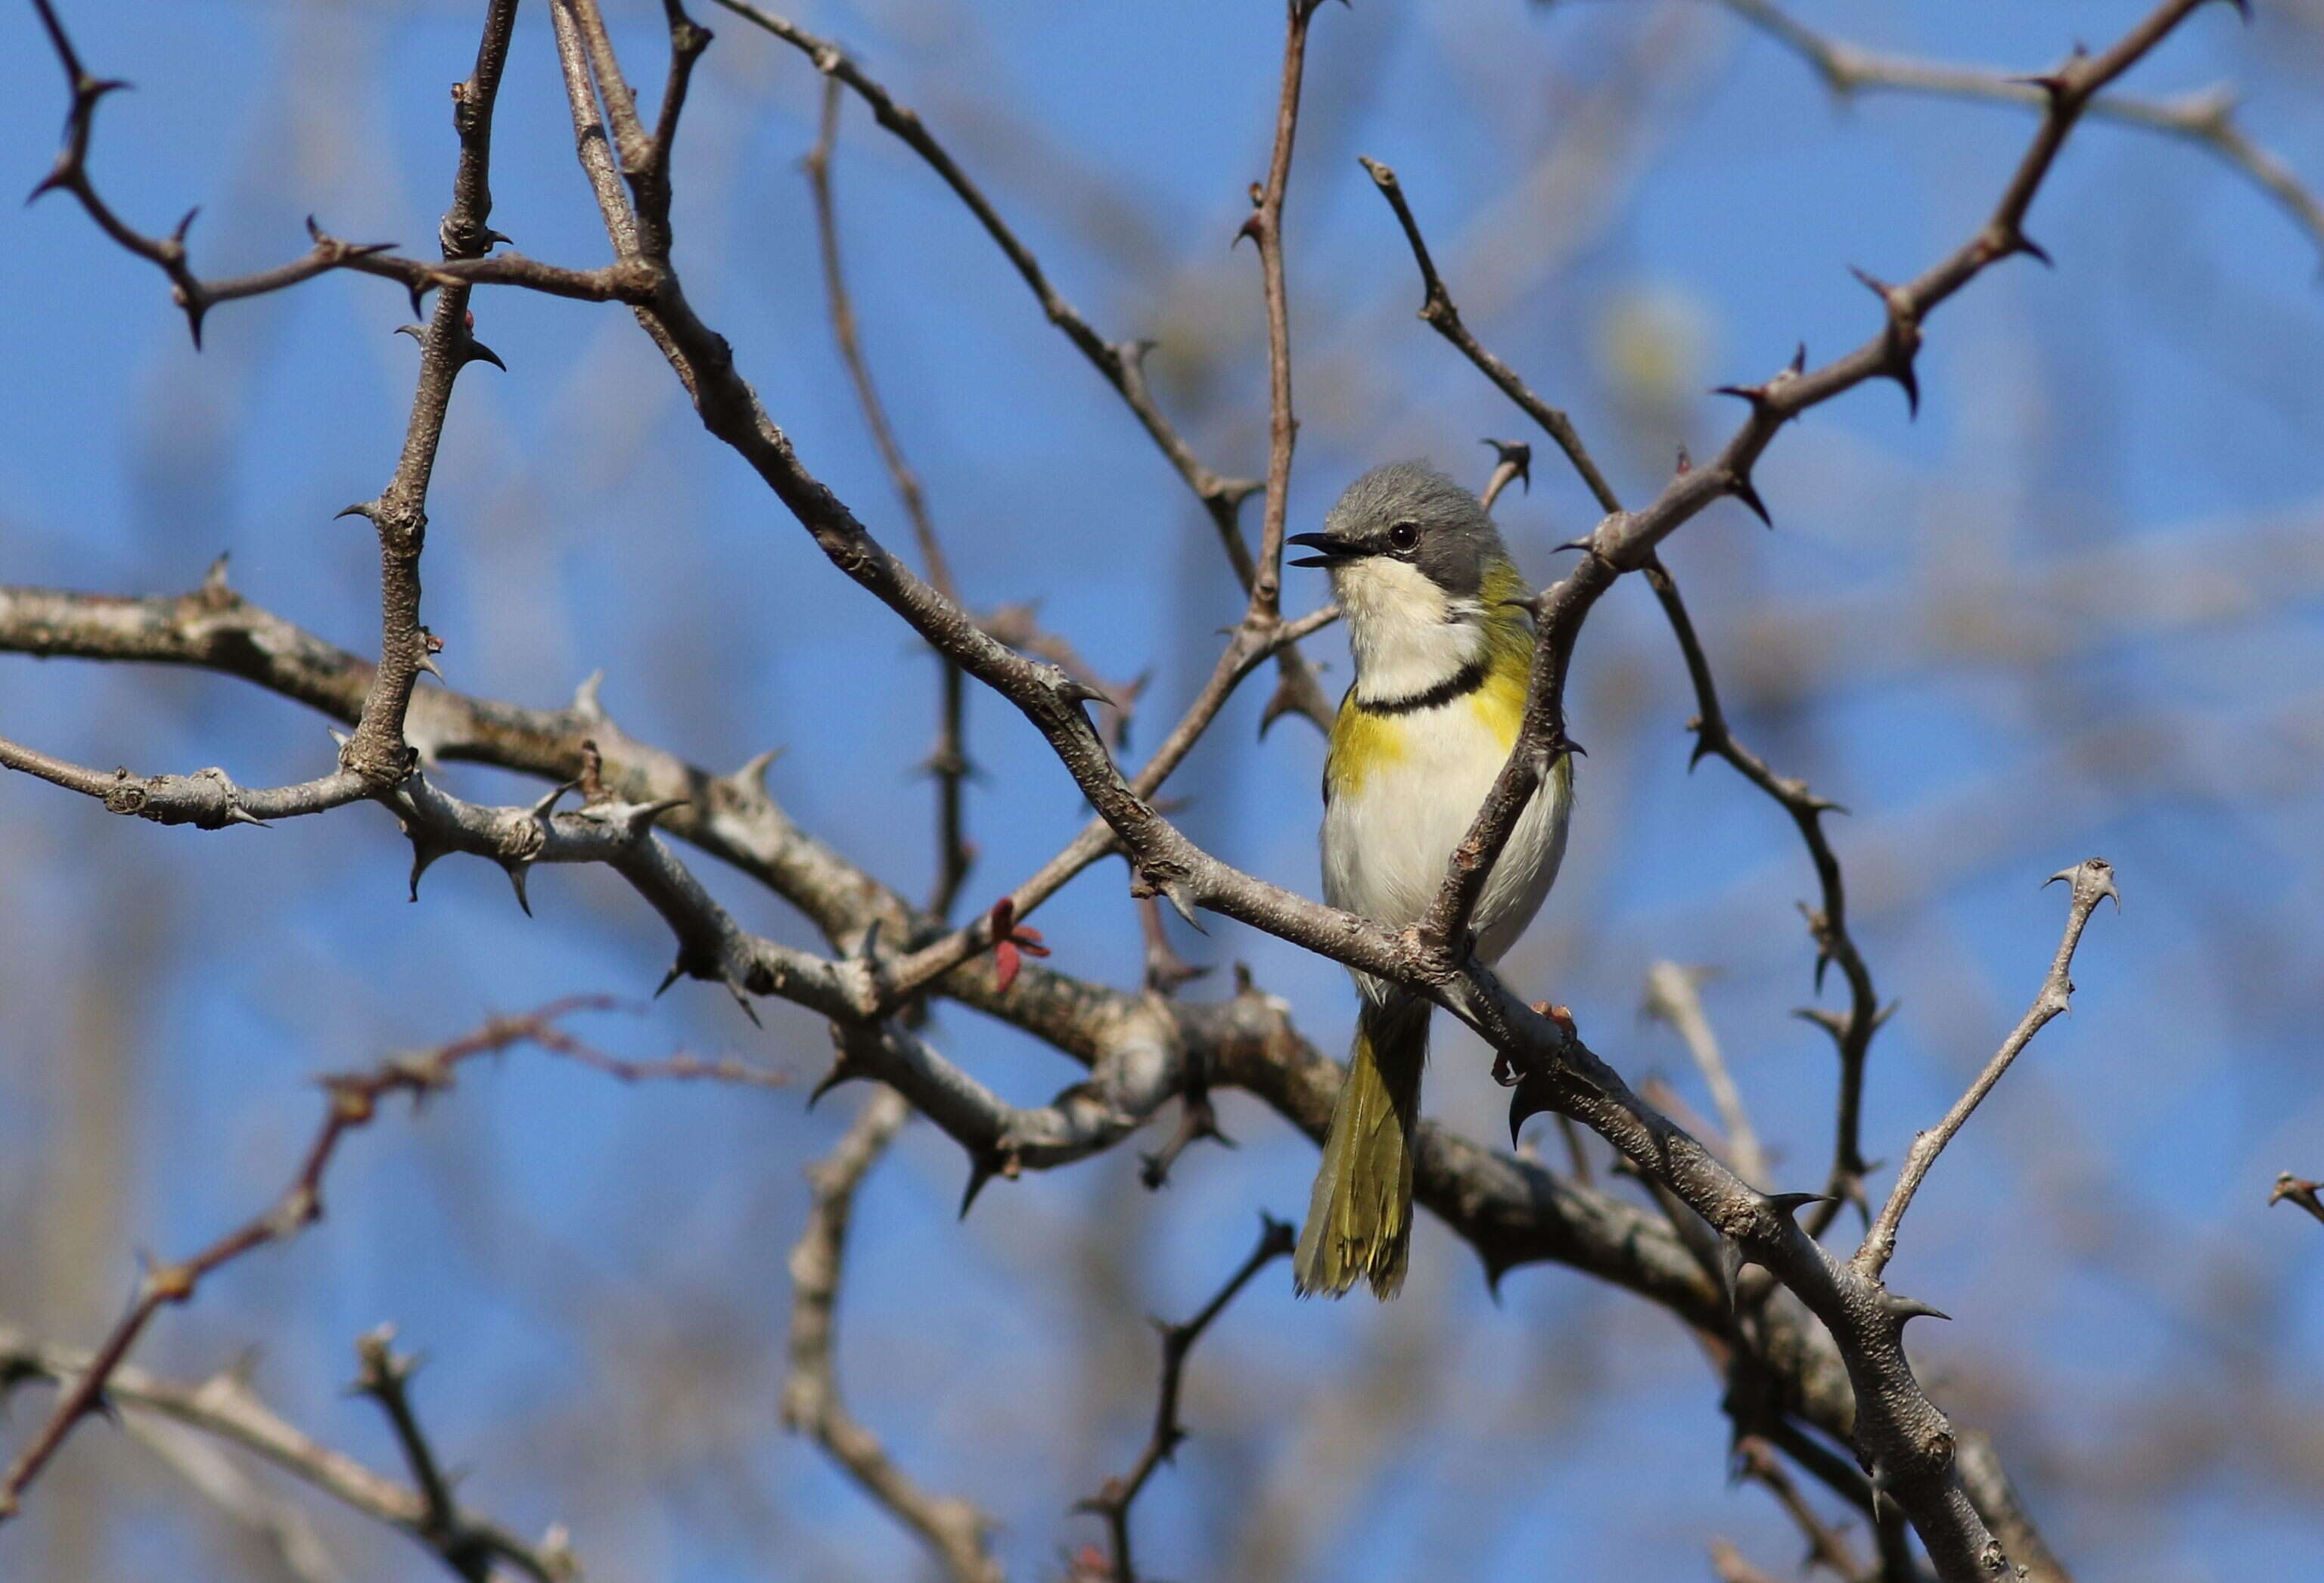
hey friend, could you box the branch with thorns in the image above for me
[0,0,2259,1575]
[1076,1213,1295,1581]
[0,998,776,1521]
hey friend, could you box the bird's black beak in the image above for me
[1288,531,1356,568]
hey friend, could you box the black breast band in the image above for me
[1353,656,1490,716]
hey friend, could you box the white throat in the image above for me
[1332,557,1487,703]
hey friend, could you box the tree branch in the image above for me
[1642,556,1884,1228]
[782,1087,1002,1583]
[1856,858,2119,1277]
[1372,0,2208,1103]
[0,1000,771,1526]
[1643,961,1767,1190]
[709,0,1333,731]
[803,76,977,918]
[1238,0,1327,622]
[0,1328,573,1581]
[1077,1212,1295,1582]
[1719,0,2322,266]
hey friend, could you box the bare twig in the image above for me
[782,1088,1002,1583]
[0,1000,761,1523]
[1642,961,1766,1189]
[1642,557,1883,1227]
[803,76,975,917]
[332,0,520,791]
[1735,1437,1873,1581]
[23,1,618,340]
[1858,858,2120,1277]
[350,1327,490,1583]
[709,0,1334,731]
[0,732,368,827]
[1239,0,1328,623]
[1718,0,2324,265]
[0,1329,571,1581]
[1360,157,1623,517]
[1077,1213,1295,1581]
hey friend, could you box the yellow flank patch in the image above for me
[1471,639,1529,747]
[1471,569,1535,747]
[1325,695,1405,800]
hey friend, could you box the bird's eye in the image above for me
[1388,521,1420,552]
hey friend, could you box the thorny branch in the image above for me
[1,0,2244,1575]
[803,76,976,918]
[1718,0,2324,265]
[782,1088,1002,1583]
[1378,0,2221,1020]
[0,999,777,1523]
[0,1330,573,1581]
[1642,961,1767,1190]
[1642,558,1884,1230]
[1077,1214,1296,1583]
[350,1326,503,1583]
[21,0,626,341]
[334,0,524,794]
[1239,0,1328,624]
[710,0,1334,734]
[1361,157,1623,518]
[1856,859,2120,1278]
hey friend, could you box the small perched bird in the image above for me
[1287,461,1573,1299]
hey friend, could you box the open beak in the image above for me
[1288,531,1356,568]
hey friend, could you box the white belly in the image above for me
[1322,702,1571,1004]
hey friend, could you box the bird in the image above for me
[1285,461,1573,1299]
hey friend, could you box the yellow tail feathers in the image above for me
[1294,997,1430,1299]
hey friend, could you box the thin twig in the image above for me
[1857,858,2120,1277]
[1717,0,2324,266]
[1735,1436,1874,1581]
[1077,1214,1295,1581]
[710,0,1334,731]
[351,1327,489,1583]
[803,76,976,917]
[335,0,523,792]
[1642,961,1766,1188]
[1642,556,1882,1228]
[1360,157,1623,517]
[0,1329,570,1581]
[0,999,760,1523]
[782,1088,1002,1583]
[0,733,369,827]
[1238,0,1328,622]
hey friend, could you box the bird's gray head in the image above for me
[1288,461,1508,598]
